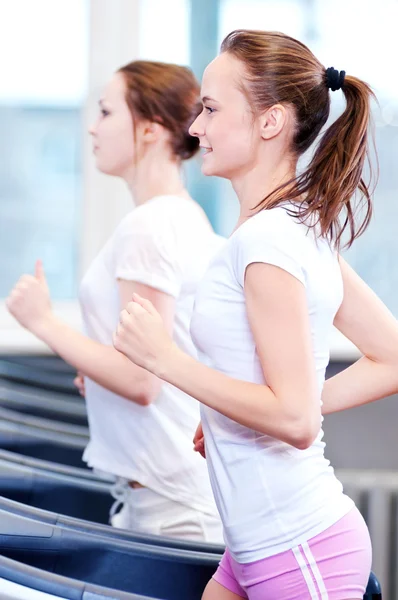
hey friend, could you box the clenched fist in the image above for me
[113,293,176,376]
[6,260,53,336]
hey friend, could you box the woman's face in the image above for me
[189,52,261,180]
[89,73,136,177]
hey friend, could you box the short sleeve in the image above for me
[234,210,306,288]
[113,208,183,298]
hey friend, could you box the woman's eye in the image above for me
[205,106,215,115]
[101,109,110,117]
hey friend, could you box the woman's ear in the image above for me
[259,104,287,140]
[140,120,164,144]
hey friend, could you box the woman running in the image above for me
[7,59,224,543]
[113,30,398,598]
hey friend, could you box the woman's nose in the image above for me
[88,115,99,136]
[189,113,204,139]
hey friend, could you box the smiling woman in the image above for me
[113,28,397,600]
[190,60,263,183]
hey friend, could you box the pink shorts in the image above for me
[213,507,372,600]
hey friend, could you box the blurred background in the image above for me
[0,1,398,595]
[1,0,397,354]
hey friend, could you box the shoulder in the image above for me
[114,196,183,239]
[233,206,306,249]
[125,195,209,234]
[231,207,309,287]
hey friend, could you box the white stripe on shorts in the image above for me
[292,545,320,599]
[301,541,329,599]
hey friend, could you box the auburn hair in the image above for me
[118,60,201,161]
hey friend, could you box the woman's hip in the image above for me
[213,507,372,599]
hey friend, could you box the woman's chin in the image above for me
[201,160,219,177]
[95,160,119,177]
[94,158,107,173]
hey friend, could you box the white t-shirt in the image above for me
[79,195,225,515]
[190,205,354,562]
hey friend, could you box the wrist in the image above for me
[155,343,185,382]
[30,311,58,341]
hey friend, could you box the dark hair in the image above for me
[221,30,377,248]
[118,60,201,161]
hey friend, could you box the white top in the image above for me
[190,205,354,562]
[79,195,224,515]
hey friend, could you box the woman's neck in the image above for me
[124,157,189,206]
[232,155,297,229]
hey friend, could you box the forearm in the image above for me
[322,356,398,415]
[159,347,319,448]
[35,316,158,404]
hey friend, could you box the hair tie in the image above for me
[325,67,346,92]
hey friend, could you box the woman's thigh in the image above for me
[202,578,246,600]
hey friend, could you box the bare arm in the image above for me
[115,263,321,449]
[7,267,175,405]
[322,256,398,415]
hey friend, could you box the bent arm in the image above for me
[322,256,398,415]
[157,262,321,449]
[37,280,175,405]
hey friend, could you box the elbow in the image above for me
[133,391,152,407]
[285,414,321,450]
[127,377,160,406]
[290,432,316,451]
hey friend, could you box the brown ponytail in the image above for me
[221,30,377,248]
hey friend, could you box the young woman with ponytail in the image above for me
[113,31,398,598]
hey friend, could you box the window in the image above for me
[0,0,88,300]
[139,0,190,65]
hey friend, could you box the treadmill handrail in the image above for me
[0,458,111,493]
[0,449,105,481]
[0,554,153,599]
[0,405,88,437]
[0,420,87,448]
[0,359,76,394]
[0,382,86,418]
[0,494,225,555]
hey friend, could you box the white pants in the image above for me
[110,482,224,544]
